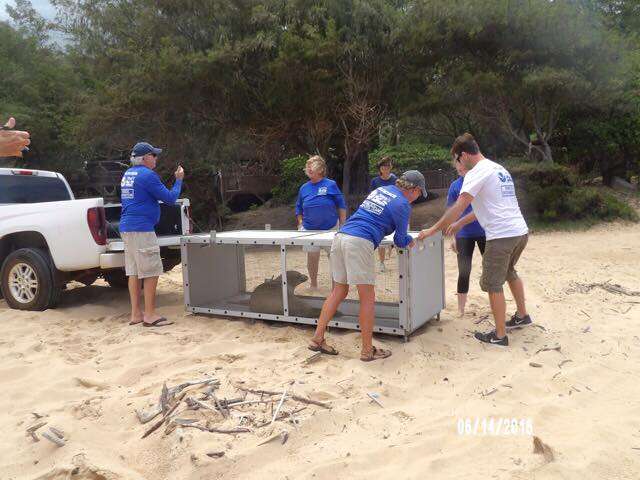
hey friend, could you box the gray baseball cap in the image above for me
[400,170,428,197]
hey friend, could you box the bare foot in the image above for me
[129,313,143,325]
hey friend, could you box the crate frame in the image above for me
[180,230,444,340]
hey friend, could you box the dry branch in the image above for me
[236,386,331,409]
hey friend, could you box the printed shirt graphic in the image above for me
[460,159,528,240]
[447,176,485,239]
[119,165,183,232]
[370,173,397,191]
[295,178,346,230]
[339,185,413,249]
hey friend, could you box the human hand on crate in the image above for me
[417,226,438,240]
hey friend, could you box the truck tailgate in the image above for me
[106,235,183,252]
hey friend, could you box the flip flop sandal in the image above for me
[129,319,143,325]
[361,346,392,362]
[143,317,174,327]
[308,339,339,355]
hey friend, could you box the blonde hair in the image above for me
[306,155,326,176]
[395,178,417,190]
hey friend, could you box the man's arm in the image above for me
[147,171,183,205]
[445,212,477,236]
[418,192,473,239]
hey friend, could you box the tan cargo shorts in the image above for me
[121,232,163,279]
[330,233,376,285]
[480,234,528,293]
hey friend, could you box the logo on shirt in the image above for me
[121,174,136,199]
[362,189,392,215]
[121,175,136,188]
[317,186,328,195]
[497,170,515,197]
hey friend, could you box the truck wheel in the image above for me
[0,248,61,311]
[104,269,129,289]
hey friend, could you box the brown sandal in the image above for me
[308,339,339,355]
[361,346,392,362]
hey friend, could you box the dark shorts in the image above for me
[480,234,528,293]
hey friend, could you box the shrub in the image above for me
[369,143,451,174]
[271,155,307,204]
[508,161,638,224]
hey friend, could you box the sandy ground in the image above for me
[1,220,640,480]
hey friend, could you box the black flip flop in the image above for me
[143,317,174,327]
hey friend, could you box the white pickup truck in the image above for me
[0,167,190,311]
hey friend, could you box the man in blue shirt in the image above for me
[308,170,426,362]
[369,156,398,272]
[295,155,347,290]
[446,160,486,316]
[120,141,184,327]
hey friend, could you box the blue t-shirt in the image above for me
[370,173,397,191]
[340,185,413,249]
[295,178,346,230]
[119,165,183,232]
[447,176,485,239]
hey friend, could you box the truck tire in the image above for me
[104,269,129,289]
[0,248,61,311]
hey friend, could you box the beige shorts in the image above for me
[330,233,375,285]
[480,234,528,293]
[121,232,164,279]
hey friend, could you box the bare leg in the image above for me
[128,276,143,324]
[488,291,507,338]
[378,246,386,263]
[357,284,376,356]
[457,293,467,316]
[311,283,349,343]
[142,276,162,324]
[507,277,528,318]
[307,251,321,289]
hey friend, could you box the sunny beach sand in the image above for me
[1,221,639,479]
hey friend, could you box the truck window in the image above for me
[0,175,72,203]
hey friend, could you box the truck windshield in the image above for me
[0,175,72,204]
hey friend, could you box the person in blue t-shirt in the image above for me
[295,155,347,290]
[446,159,486,316]
[370,156,398,273]
[308,171,426,362]
[119,141,184,328]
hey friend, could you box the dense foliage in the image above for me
[1,0,639,226]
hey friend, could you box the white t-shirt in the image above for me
[460,158,528,240]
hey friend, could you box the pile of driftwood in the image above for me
[135,376,331,443]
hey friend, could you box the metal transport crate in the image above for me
[180,230,444,340]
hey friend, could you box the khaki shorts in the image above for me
[480,234,528,293]
[121,232,164,279]
[330,233,375,285]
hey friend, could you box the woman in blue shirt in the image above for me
[370,156,397,272]
[308,171,426,362]
[295,155,347,290]
[446,159,486,316]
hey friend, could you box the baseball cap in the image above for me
[400,170,428,197]
[131,141,162,157]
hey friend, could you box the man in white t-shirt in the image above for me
[418,133,532,346]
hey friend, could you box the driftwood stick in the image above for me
[255,407,307,428]
[42,430,66,447]
[26,421,48,442]
[236,386,331,409]
[169,378,219,396]
[271,385,291,426]
[227,400,278,408]
[142,393,185,439]
[160,382,170,414]
[181,424,251,434]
